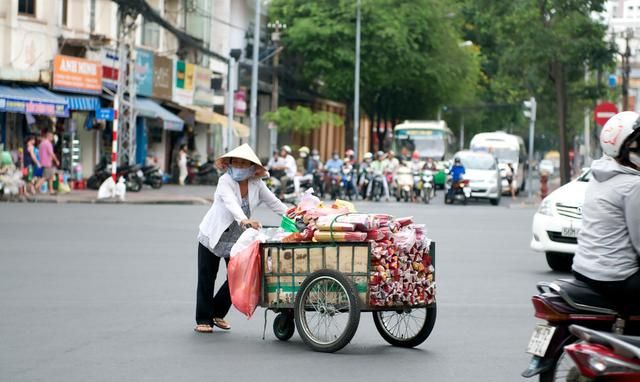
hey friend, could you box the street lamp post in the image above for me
[353,0,361,159]
[249,0,261,148]
[267,20,286,156]
[227,49,242,151]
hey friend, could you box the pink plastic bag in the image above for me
[228,240,261,319]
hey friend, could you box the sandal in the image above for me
[194,324,213,333]
[213,318,231,330]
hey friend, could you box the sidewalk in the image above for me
[20,184,215,205]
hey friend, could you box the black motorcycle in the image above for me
[141,165,163,189]
[87,159,144,192]
[186,158,219,185]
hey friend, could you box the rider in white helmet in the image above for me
[572,111,640,314]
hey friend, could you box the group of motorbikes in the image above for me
[86,158,163,192]
[266,164,438,204]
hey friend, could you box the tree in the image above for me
[269,0,481,151]
[263,106,343,135]
[460,0,613,184]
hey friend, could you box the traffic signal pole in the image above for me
[523,97,537,199]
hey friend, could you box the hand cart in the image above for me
[259,241,436,353]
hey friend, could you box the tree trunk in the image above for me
[552,61,571,185]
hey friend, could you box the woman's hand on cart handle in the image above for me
[241,219,262,230]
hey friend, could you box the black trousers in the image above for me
[574,269,640,315]
[195,243,231,325]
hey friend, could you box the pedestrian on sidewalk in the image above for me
[178,144,189,186]
[35,131,59,195]
[23,135,41,195]
[195,144,287,333]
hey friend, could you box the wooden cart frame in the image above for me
[259,241,437,352]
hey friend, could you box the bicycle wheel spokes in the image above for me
[299,277,351,345]
[378,309,427,340]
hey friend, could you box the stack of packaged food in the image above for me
[276,191,435,307]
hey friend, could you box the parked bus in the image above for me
[470,131,528,194]
[393,121,457,188]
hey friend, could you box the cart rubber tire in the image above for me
[273,312,295,341]
[373,304,437,348]
[294,269,360,353]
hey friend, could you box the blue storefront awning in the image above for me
[0,85,69,117]
[136,98,184,132]
[59,94,101,111]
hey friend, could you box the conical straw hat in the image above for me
[215,143,267,177]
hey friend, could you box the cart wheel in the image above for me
[273,312,295,341]
[372,305,437,348]
[294,269,360,353]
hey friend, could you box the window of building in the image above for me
[18,0,36,16]
[61,0,68,26]
[141,17,160,49]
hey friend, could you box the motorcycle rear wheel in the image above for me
[150,177,163,189]
[126,176,142,192]
[539,348,580,382]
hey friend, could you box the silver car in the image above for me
[454,151,502,205]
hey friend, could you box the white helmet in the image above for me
[281,145,292,154]
[600,111,640,158]
[363,152,373,160]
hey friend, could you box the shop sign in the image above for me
[101,48,119,90]
[173,60,194,105]
[96,108,115,121]
[135,49,154,97]
[0,98,68,117]
[53,55,102,94]
[193,66,214,106]
[234,88,247,116]
[152,55,173,100]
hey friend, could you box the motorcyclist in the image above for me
[409,151,423,173]
[294,146,312,196]
[447,157,466,199]
[307,149,324,196]
[324,152,344,196]
[572,111,640,314]
[368,151,390,201]
[358,152,374,196]
[270,145,297,199]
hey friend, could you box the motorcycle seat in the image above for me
[551,279,619,314]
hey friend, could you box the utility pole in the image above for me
[584,64,591,166]
[268,21,286,155]
[226,49,242,151]
[523,97,537,199]
[621,28,633,111]
[249,0,261,148]
[459,114,464,150]
[353,0,361,159]
[113,4,138,182]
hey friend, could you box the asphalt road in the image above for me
[0,195,567,382]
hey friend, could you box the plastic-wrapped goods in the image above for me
[297,189,321,212]
[392,227,417,250]
[304,204,351,220]
[315,222,356,232]
[313,231,368,242]
[316,213,379,232]
[395,216,414,227]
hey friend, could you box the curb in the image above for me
[3,197,211,206]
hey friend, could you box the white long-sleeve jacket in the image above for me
[198,173,287,251]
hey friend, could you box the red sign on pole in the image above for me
[594,102,618,127]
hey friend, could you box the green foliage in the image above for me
[262,106,344,135]
[269,0,481,120]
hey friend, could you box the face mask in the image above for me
[312,155,320,161]
[300,153,308,158]
[333,155,339,160]
[228,165,255,182]
[629,152,640,169]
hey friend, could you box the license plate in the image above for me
[561,227,579,238]
[526,324,556,357]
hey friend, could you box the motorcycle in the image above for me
[141,165,163,189]
[312,169,325,198]
[187,158,219,185]
[325,167,342,200]
[395,165,414,202]
[339,166,356,200]
[563,325,640,381]
[369,169,385,201]
[521,279,640,381]
[87,159,143,192]
[414,170,435,204]
[444,175,470,205]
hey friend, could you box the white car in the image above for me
[454,151,502,205]
[530,169,591,271]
